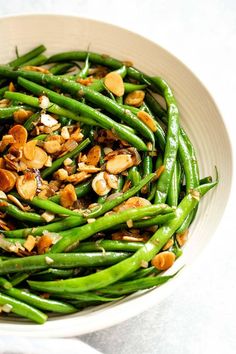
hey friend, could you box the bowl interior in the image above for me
[0,14,232,337]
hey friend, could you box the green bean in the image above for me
[6,68,155,144]
[128,166,141,187]
[28,190,200,294]
[51,204,172,253]
[0,277,12,289]
[0,199,44,223]
[32,268,76,280]
[2,173,156,238]
[0,85,8,98]
[23,196,84,217]
[9,45,46,68]
[98,272,177,295]
[124,266,159,280]
[145,91,167,119]
[22,54,47,67]
[167,162,180,207]
[49,63,75,75]
[75,52,90,79]
[150,78,179,204]
[0,105,31,119]
[53,292,122,303]
[23,111,40,131]
[124,83,147,93]
[0,292,47,324]
[74,240,144,253]
[0,252,130,275]
[142,155,153,194]
[10,272,31,287]
[16,76,147,151]
[116,175,124,192]
[49,179,92,204]
[32,134,47,141]
[41,137,90,178]
[2,284,76,314]
[5,91,99,126]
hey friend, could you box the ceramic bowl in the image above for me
[0,14,232,337]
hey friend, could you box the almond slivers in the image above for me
[104,72,124,97]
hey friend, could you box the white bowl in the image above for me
[0,14,232,337]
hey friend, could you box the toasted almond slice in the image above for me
[60,184,77,208]
[67,171,91,184]
[16,173,37,200]
[22,65,50,74]
[104,172,118,189]
[114,196,151,212]
[155,165,165,179]
[8,125,28,146]
[151,251,176,271]
[125,90,145,107]
[0,99,10,108]
[0,157,5,169]
[70,127,84,142]
[13,109,33,124]
[104,72,124,97]
[9,82,15,92]
[137,111,158,132]
[37,235,53,254]
[176,229,189,247]
[86,145,101,166]
[106,154,134,174]
[54,168,68,181]
[0,169,17,192]
[162,239,174,251]
[61,126,70,140]
[23,140,37,160]
[92,172,111,196]
[44,140,61,154]
[21,146,48,169]
[78,162,101,173]
[24,235,36,252]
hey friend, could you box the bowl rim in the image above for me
[0,13,233,337]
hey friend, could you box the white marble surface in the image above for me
[0,1,236,353]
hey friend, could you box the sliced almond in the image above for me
[151,251,176,271]
[8,125,28,146]
[61,126,70,140]
[125,90,145,107]
[16,173,37,200]
[122,179,131,192]
[60,184,77,208]
[37,235,53,254]
[0,169,17,192]
[13,109,33,124]
[104,172,118,189]
[70,127,83,142]
[106,154,134,174]
[162,239,174,251]
[78,162,101,173]
[67,171,91,184]
[24,235,36,252]
[0,99,10,108]
[114,196,151,212]
[104,72,124,97]
[22,66,50,74]
[0,157,5,169]
[86,145,101,166]
[176,229,189,247]
[9,82,15,92]
[92,171,111,196]
[23,140,37,160]
[137,111,158,132]
[21,146,48,169]
[44,140,61,154]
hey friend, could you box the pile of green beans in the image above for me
[0,45,218,324]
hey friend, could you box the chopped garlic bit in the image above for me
[2,303,13,313]
[39,95,50,110]
[40,113,58,127]
[45,256,54,265]
[41,211,55,222]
